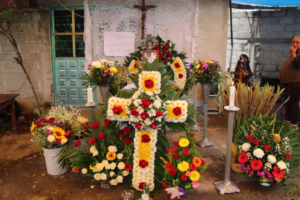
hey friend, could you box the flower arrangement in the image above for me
[234,116,300,184]
[161,131,206,196]
[171,57,187,89]
[81,60,119,88]
[190,60,223,84]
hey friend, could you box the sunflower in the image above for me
[193,157,202,167]
[177,161,189,172]
[190,171,200,181]
[106,152,116,161]
[179,138,189,147]
[52,127,66,139]
[30,122,36,136]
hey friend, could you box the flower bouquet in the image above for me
[235,116,300,185]
[161,131,206,198]
[190,60,223,84]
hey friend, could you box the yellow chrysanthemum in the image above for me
[195,64,201,69]
[138,130,152,161]
[141,76,156,93]
[109,67,118,73]
[179,138,189,147]
[177,161,189,172]
[190,171,200,181]
[274,134,281,143]
[52,127,66,139]
[30,122,36,136]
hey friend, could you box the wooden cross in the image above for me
[133,0,155,39]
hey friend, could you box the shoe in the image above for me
[290,124,299,131]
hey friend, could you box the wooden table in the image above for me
[0,94,20,131]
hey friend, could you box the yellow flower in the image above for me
[77,116,88,124]
[274,134,281,143]
[179,138,189,147]
[190,171,200,181]
[30,122,36,136]
[109,67,118,73]
[106,152,116,161]
[250,125,256,131]
[195,64,201,69]
[177,161,189,172]
[89,165,100,172]
[52,127,66,139]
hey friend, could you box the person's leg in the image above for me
[290,82,300,129]
[282,83,291,122]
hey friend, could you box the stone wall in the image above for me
[226,8,300,77]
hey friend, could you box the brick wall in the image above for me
[226,8,300,78]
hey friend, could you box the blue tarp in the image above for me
[232,0,300,7]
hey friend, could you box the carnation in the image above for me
[47,135,55,143]
[110,171,115,177]
[118,162,125,170]
[110,179,118,186]
[277,161,287,170]
[267,155,277,164]
[102,160,109,167]
[108,146,118,153]
[95,163,104,171]
[253,148,265,158]
[110,163,116,170]
[100,173,107,180]
[116,175,123,183]
[94,173,101,181]
[242,143,251,151]
[117,153,123,160]
[123,170,129,176]
[81,168,87,174]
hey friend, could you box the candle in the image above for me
[87,85,93,105]
[141,194,149,200]
[229,82,235,109]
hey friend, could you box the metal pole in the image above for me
[191,84,201,131]
[228,0,234,72]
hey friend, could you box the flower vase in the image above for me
[43,147,68,175]
[97,85,110,104]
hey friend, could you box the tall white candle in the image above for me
[87,85,93,105]
[229,82,235,109]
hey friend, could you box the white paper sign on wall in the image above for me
[104,31,135,57]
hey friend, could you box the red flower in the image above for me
[162,48,168,54]
[112,106,123,115]
[89,137,95,144]
[272,166,285,179]
[173,153,179,160]
[167,53,172,57]
[181,174,187,182]
[158,41,161,46]
[264,144,271,151]
[118,132,124,138]
[253,139,260,146]
[132,74,136,76]
[140,112,148,120]
[48,118,55,123]
[131,109,139,116]
[164,59,169,64]
[97,133,105,140]
[174,142,179,147]
[285,153,292,159]
[56,138,61,144]
[156,110,163,117]
[150,121,157,129]
[175,63,181,68]
[104,119,111,126]
[160,54,165,59]
[178,74,183,79]
[74,140,81,147]
[123,127,131,134]
[39,118,46,123]
[165,44,170,49]
[124,138,132,145]
[191,135,195,138]
[250,159,263,171]
[169,168,177,176]
[161,182,167,188]
[124,163,132,171]
[246,135,253,141]
[8,0,13,5]
[139,159,149,168]
[167,147,177,153]
[172,107,182,116]
[139,182,146,190]
[142,134,151,143]
[155,45,160,50]
[141,98,151,108]
[144,79,154,89]
[165,162,174,171]
[91,122,100,129]
[135,122,143,130]
[183,148,190,156]
[238,151,249,164]
[201,160,206,165]
[190,163,197,171]
[64,131,72,138]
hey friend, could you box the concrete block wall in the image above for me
[0,11,53,114]
[226,8,300,78]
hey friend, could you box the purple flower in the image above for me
[46,129,53,136]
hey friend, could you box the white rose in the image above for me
[110,179,118,186]
[117,153,123,160]
[81,168,87,174]
[47,135,55,143]
[94,173,101,181]
[60,138,68,145]
[110,171,115,177]
[267,155,277,164]
[110,162,116,170]
[242,143,251,152]
[102,160,109,167]
[100,173,107,180]
[96,163,104,171]
[116,175,123,183]
[90,145,96,153]
[123,170,129,176]
[92,150,99,157]
[277,161,287,170]
[108,146,118,153]
[118,162,125,170]
[105,164,111,170]
[253,148,265,158]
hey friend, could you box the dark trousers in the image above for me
[282,82,300,124]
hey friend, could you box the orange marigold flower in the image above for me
[106,152,116,161]
[193,157,202,167]
[72,166,79,173]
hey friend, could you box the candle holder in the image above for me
[191,84,201,132]
[214,106,240,195]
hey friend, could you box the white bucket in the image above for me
[43,147,68,175]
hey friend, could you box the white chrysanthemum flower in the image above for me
[81,168,87,174]
[96,163,104,171]
[91,61,101,68]
[100,173,107,180]
[108,146,118,153]
[117,153,123,160]
[137,107,144,113]
[102,160,109,167]
[145,118,151,125]
[267,155,277,164]
[110,162,116,170]
[90,145,96,153]
[116,175,123,183]
[93,150,99,157]
[94,173,101,181]
[60,138,68,145]
[118,162,125,170]
[264,162,272,169]
[277,161,287,170]
[242,143,251,152]
[148,109,156,117]
[110,179,118,186]
[47,135,55,143]
[123,170,129,176]
[153,100,161,108]
[253,148,265,158]
[134,99,141,107]
[110,171,115,177]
